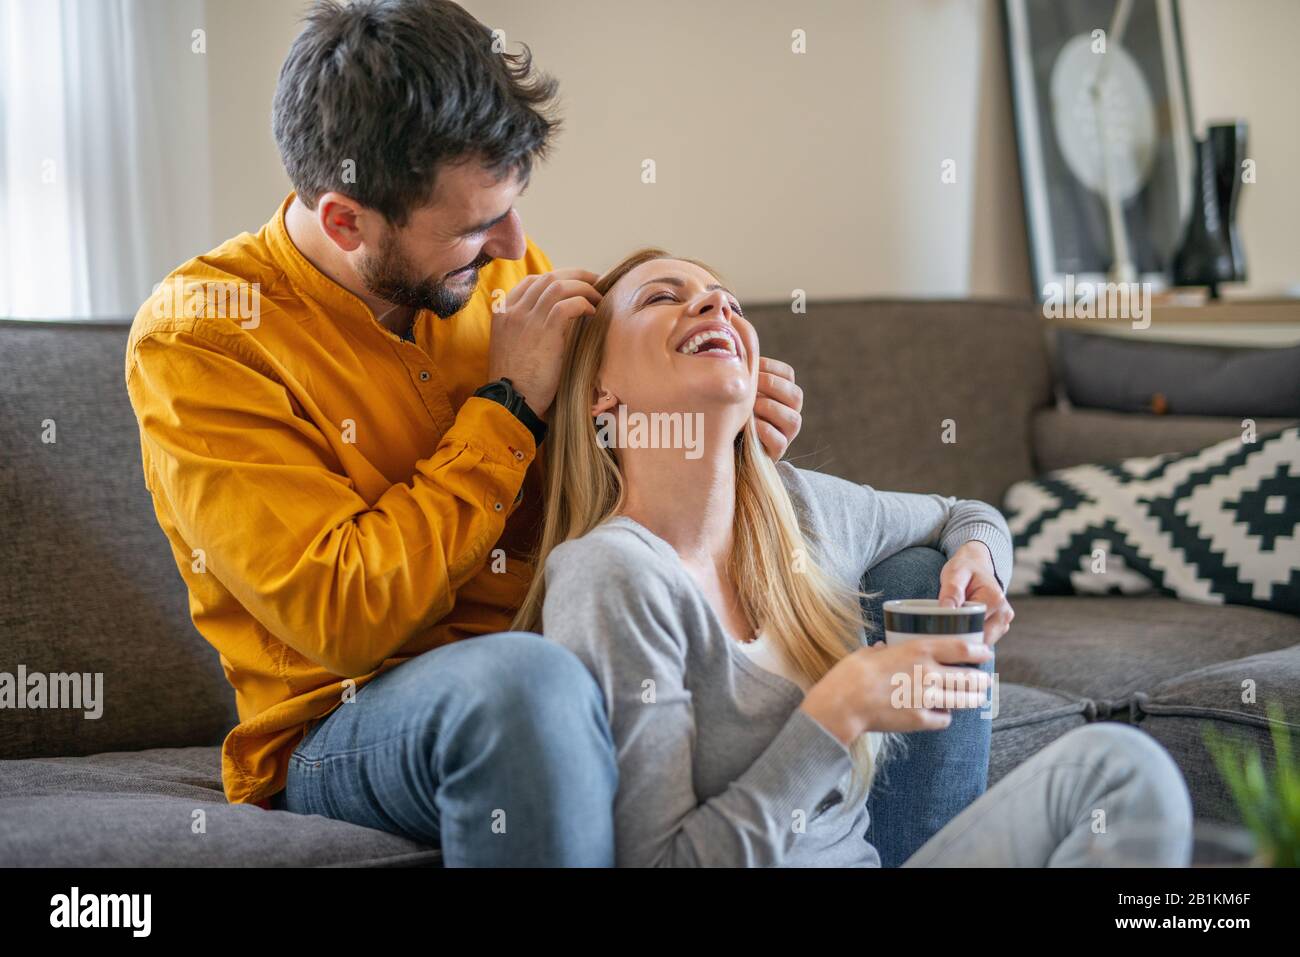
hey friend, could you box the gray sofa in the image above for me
[2,302,1296,866]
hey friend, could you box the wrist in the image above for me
[953,538,1007,593]
[957,539,995,568]
[523,397,547,423]
[474,378,547,446]
[799,689,864,747]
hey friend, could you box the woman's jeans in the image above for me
[272,547,1192,866]
[861,546,995,866]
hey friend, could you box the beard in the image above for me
[357,230,493,319]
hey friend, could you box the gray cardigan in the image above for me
[540,461,1013,867]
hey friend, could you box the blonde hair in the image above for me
[513,248,896,806]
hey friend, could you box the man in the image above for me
[127,0,1012,866]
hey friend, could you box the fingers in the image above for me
[545,294,598,329]
[756,369,803,410]
[937,563,971,608]
[915,666,989,714]
[927,637,993,666]
[503,272,541,311]
[515,271,602,314]
[521,267,600,293]
[754,358,804,463]
[983,598,1015,646]
[534,278,602,317]
[912,709,954,731]
[910,683,989,729]
[922,689,988,710]
[547,268,600,284]
[887,643,992,721]
[754,417,788,461]
[753,395,801,442]
[758,356,795,384]
[966,580,1014,645]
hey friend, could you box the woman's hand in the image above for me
[939,542,1015,645]
[754,357,802,461]
[799,638,993,746]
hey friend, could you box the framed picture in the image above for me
[1003,0,1195,298]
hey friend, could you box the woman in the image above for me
[514,248,1193,868]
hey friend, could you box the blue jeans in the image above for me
[275,631,618,866]
[861,546,995,867]
[274,547,983,866]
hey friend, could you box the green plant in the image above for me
[1203,701,1300,867]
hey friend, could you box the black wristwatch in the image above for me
[472,378,547,446]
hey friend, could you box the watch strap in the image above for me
[474,378,547,446]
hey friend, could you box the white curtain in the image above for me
[0,0,211,319]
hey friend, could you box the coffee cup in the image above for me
[882,599,987,653]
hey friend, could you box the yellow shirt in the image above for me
[125,193,553,805]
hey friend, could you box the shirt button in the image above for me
[513,449,525,461]
[419,370,430,381]
[493,502,503,512]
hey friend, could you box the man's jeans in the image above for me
[274,630,618,866]
[272,547,990,865]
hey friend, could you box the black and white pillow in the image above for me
[1003,427,1299,615]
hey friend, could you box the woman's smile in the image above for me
[674,322,743,361]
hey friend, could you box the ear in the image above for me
[590,386,618,418]
[317,191,369,253]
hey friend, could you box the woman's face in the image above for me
[591,259,759,439]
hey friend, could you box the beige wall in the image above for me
[463,0,1032,300]
[202,0,1299,301]
[205,0,299,240]
[1179,0,1300,298]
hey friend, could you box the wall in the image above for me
[204,0,300,241]
[200,0,1299,301]
[1178,0,1300,298]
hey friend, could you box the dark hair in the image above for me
[272,0,560,226]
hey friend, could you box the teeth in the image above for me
[678,329,737,356]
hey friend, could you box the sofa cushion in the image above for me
[987,683,1094,786]
[1054,330,1300,418]
[0,746,442,866]
[1134,645,1300,825]
[0,688,1089,866]
[1032,406,1298,474]
[1005,426,1300,614]
[746,300,1051,505]
[0,321,237,760]
[994,595,1300,704]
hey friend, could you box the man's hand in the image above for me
[488,269,602,419]
[937,541,1015,645]
[754,357,803,461]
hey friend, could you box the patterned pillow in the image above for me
[1003,426,1299,615]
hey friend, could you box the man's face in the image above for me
[357,159,529,318]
